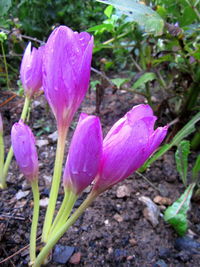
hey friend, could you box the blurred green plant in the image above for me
[91,0,200,119]
[164,141,200,236]
[140,111,200,172]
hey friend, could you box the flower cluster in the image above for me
[10,25,168,267]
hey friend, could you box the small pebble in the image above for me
[15,190,29,200]
[153,195,172,206]
[116,185,131,198]
[53,245,75,264]
[40,197,49,207]
[129,238,137,246]
[139,196,160,227]
[69,252,81,264]
[36,139,49,148]
[175,236,200,253]
[48,131,58,142]
[113,213,123,222]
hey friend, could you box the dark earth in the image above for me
[0,84,200,267]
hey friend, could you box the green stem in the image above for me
[21,96,31,121]
[30,179,40,265]
[48,189,70,235]
[2,96,31,188]
[42,126,68,243]
[1,41,10,90]
[48,191,77,241]
[0,131,5,189]
[33,191,97,267]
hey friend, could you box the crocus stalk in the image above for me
[0,113,5,188]
[2,43,43,188]
[42,26,94,242]
[11,121,40,264]
[93,104,168,194]
[48,114,102,239]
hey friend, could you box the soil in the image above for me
[0,86,200,267]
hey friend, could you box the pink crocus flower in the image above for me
[93,104,168,194]
[63,113,102,195]
[20,42,43,98]
[43,26,94,129]
[11,121,38,181]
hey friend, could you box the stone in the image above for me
[40,197,49,208]
[48,131,58,142]
[43,175,52,186]
[116,185,131,198]
[69,252,81,264]
[129,238,137,246]
[53,245,75,264]
[153,195,172,206]
[139,196,160,227]
[15,190,29,200]
[175,236,200,253]
[36,139,49,148]
[113,213,123,222]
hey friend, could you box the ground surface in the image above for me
[0,87,200,267]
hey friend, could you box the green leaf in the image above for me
[140,111,200,172]
[104,5,113,18]
[111,78,128,89]
[87,23,114,33]
[172,112,200,146]
[164,183,195,236]
[132,72,156,89]
[0,32,7,42]
[192,154,200,181]
[96,0,164,35]
[175,140,190,187]
[90,80,101,90]
[0,0,12,16]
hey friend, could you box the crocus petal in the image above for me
[146,125,168,158]
[43,26,94,129]
[127,104,154,125]
[104,104,154,142]
[11,121,38,181]
[95,119,149,192]
[20,42,43,98]
[63,114,102,195]
[93,104,168,194]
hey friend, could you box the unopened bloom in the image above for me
[11,121,38,181]
[20,42,43,98]
[43,26,94,129]
[93,104,168,194]
[0,113,3,133]
[63,113,102,195]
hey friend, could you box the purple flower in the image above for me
[0,113,3,133]
[20,42,43,98]
[93,104,168,194]
[11,121,38,182]
[43,26,94,129]
[63,113,102,195]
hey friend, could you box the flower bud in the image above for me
[20,42,43,98]
[63,113,102,195]
[93,104,168,194]
[43,26,94,129]
[11,121,38,181]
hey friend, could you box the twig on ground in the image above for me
[2,247,16,267]
[135,171,161,193]
[0,236,41,264]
